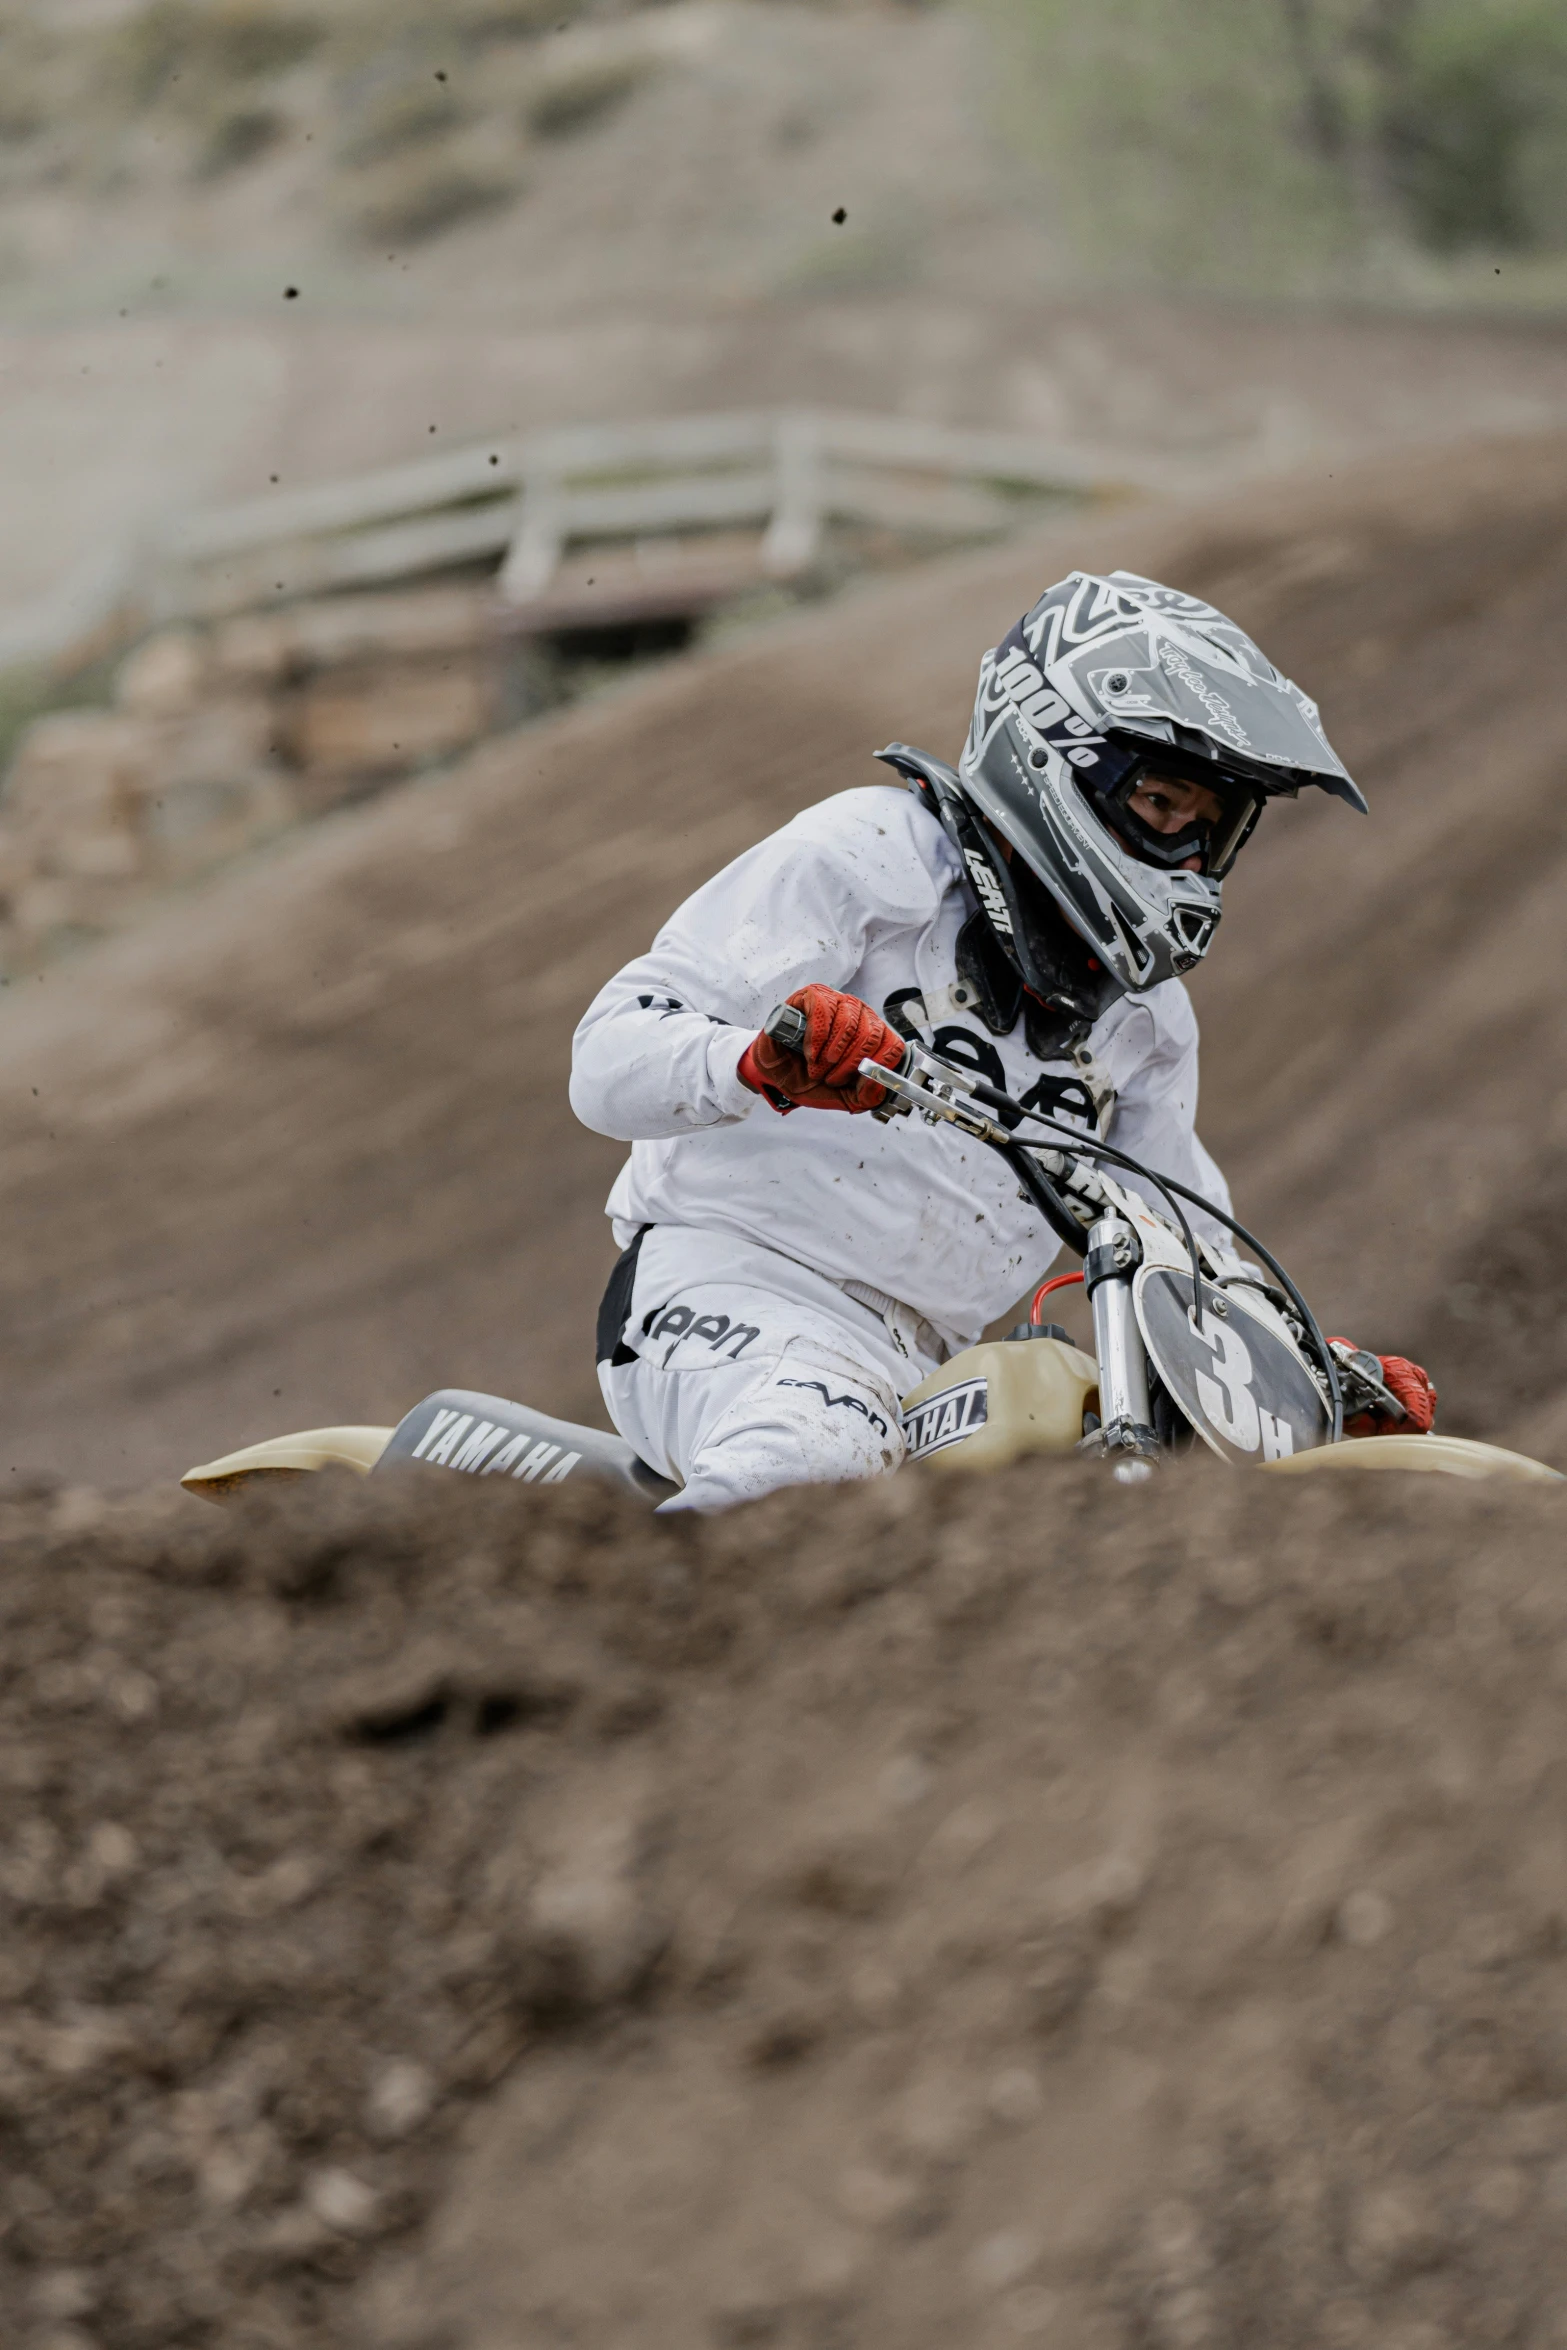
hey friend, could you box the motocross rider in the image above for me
[571,570,1435,1509]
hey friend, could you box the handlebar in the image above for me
[762,1001,809,1055]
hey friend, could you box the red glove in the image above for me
[1329,1341,1437,1437]
[738,985,906,1114]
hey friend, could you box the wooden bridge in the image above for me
[146,407,1125,640]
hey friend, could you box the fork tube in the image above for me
[1084,1213,1156,1462]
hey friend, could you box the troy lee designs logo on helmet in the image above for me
[1158,642,1249,749]
[963,849,1013,933]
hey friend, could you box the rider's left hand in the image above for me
[1330,1341,1437,1437]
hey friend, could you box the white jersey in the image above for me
[570,784,1236,1349]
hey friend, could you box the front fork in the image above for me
[1081,1212,1160,1480]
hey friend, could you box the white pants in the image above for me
[598,1227,946,1512]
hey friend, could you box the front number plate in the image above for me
[1134,1267,1331,1465]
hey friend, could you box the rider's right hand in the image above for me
[738,985,905,1114]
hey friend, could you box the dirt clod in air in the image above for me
[2,1459,1566,2347]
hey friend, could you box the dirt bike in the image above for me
[182,1011,1559,1506]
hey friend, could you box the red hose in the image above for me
[1030,1270,1084,1322]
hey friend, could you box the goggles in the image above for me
[1081,749,1266,880]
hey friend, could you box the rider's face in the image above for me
[1124,773,1224,870]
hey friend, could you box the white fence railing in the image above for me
[152,408,1122,626]
[1,409,1145,672]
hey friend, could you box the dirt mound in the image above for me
[1,428,1567,1487]
[4,1460,1566,2349]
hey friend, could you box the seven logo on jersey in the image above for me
[776,1378,890,1439]
[900,1375,988,1460]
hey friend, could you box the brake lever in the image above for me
[861,1052,1013,1146]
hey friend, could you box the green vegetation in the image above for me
[0,0,649,243]
[196,103,286,178]
[524,54,657,141]
[341,149,522,244]
[986,0,1567,290]
[0,83,44,145]
[0,655,120,781]
[336,75,473,170]
[458,0,593,41]
[111,1,326,109]
[0,11,72,150]
[1378,3,1567,251]
[782,217,921,296]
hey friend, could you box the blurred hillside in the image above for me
[991,0,1567,301]
[3,0,1562,309]
[1,0,1011,312]
[1,0,1565,657]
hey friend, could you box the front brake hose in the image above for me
[999,1140,1088,1257]
[961,1071,1344,1442]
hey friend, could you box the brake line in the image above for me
[979,1091,1209,1340]
[1029,1271,1084,1320]
[953,1073,1344,1441]
[1127,1166,1345,1440]
[914,1039,1209,1331]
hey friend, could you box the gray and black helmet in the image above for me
[940,570,1365,1028]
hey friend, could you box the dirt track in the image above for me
[0,429,1565,1486]
[5,1462,1567,2350]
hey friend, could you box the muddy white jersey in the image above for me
[569,784,1236,1349]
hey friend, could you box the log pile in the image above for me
[0,584,499,960]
